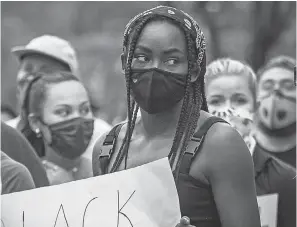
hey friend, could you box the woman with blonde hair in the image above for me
[205,58,296,227]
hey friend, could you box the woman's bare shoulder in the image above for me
[197,110,242,147]
[203,121,254,177]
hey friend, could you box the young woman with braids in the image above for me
[19,71,95,185]
[205,58,296,227]
[92,6,260,227]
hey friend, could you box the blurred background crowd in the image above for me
[1,1,296,125]
[0,2,296,226]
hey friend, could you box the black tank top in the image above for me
[94,116,227,227]
[174,172,221,226]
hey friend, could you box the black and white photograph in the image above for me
[1,1,296,227]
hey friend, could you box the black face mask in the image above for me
[48,118,94,160]
[131,68,187,114]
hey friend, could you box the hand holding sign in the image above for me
[175,217,195,227]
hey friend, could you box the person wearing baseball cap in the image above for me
[6,34,79,129]
[6,35,112,162]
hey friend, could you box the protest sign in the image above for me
[257,194,278,227]
[1,158,181,227]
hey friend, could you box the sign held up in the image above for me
[1,158,181,227]
[257,193,278,227]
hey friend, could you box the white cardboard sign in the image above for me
[1,158,181,227]
[257,193,278,227]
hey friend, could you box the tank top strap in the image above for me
[178,116,228,175]
[97,123,124,174]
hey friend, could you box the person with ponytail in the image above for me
[19,71,94,185]
[92,6,260,227]
[205,58,296,227]
[255,56,296,168]
[6,35,112,162]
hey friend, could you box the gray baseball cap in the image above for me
[11,35,79,76]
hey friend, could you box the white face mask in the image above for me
[209,106,255,156]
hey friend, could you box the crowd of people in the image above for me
[1,5,296,227]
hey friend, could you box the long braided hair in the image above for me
[111,8,208,173]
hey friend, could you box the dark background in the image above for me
[1,1,296,124]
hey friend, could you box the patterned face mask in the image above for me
[209,106,256,155]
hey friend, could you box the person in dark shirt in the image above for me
[253,147,296,227]
[205,58,296,227]
[255,56,296,168]
[1,151,35,194]
[93,6,261,227]
[1,121,49,187]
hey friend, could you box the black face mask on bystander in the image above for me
[47,117,94,159]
